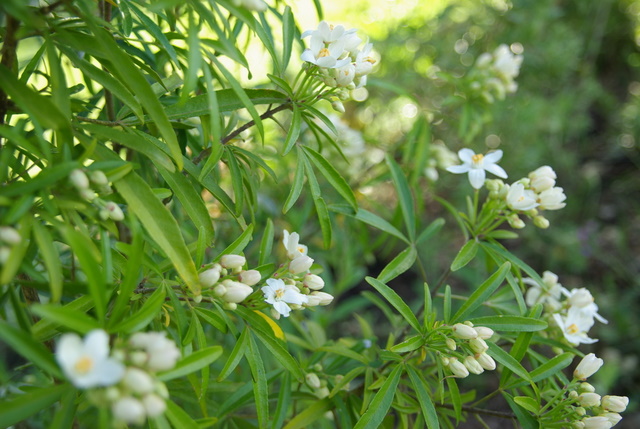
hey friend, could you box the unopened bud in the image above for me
[0,247,9,264]
[575,407,586,417]
[533,216,550,229]
[79,189,97,201]
[239,270,261,286]
[475,352,496,371]
[448,358,469,378]
[142,393,166,418]
[306,373,321,389]
[0,227,21,245]
[574,353,603,380]
[579,382,595,393]
[303,273,325,290]
[309,291,333,306]
[446,338,457,351]
[123,368,154,394]
[104,202,124,221]
[601,395,629,413]
[199,267,221,287]
[463,356,484,375]
[474,326,494,339]
[220,254,246,269]
[508,214,525,229]
[112,397,146,424]
[69,169,89,190]
[331,100,345,113]
[469,338,488,354]
[89,170,109,186]
[223,302,238,310]
[601,412,622,426]
[451,323,478,339]
[220,279,253,303]
[578,392,601,408]
[289,255,314,274]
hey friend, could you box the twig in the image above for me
[75,116,124,126]
[0,15,20,136]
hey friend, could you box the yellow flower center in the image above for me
[74,356,94,374]
[472,154,484,165]
[567,323,579,334]
[275,288,285,299]
[365,57,376,64]
[297,246,305,253]
[318,48,331,58]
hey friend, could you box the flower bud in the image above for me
[130,351,148,367]
[289,255,314,274]
[309,291,333,306]
[440,356,450,366]
[155,381,169,399]
[451,323,478,340]
[569,390,579,400]
[0,247,9,264]
[578,392,601,408]
[448,358,469,378]
[123,368,155,394]
[474,326,494,339]
[199,267,221,288]
[533,216,550,229]
[303,273,325,290]
[331,100,345,113]
[220,279,253,303]
[475,352,496,371]
[574,353,604,380]
[70,169,89,190]
[572,422,586,429]
[566,288,594,308]
[575,407,586,416]
[581,416,613,429]
[89,170,109,186]
[315,386,330,399]
[142,393,166,417]
[79,189,97,201]
[508,214,525,229]
[213,284,227,296]
[105,386,120,401]
[104,202,124,221]
[306,373,321,389]
[239,269,261,286]
[579,382,595,393]
[224,302,238,310]
[469,338,488,354]
[600,412,622,426]
[601,395,629,413]
[0,227,21,245]
[220,254,246,269]
[446,338,457,351]
[463,356,484,375]
[112,396,146,424]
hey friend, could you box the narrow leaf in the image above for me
[386,155,416,241]
[376,246,417,283]
[366,276,422,333]
[467,316,547,332]
[407,366,439,429]
[450,262,510,323]
[283,398,332,429]
[303,146,357,210]
[0,320,62,378]
[111,286,166,333]
[450,239,479,271]
[158,345,223,381]
[354,364,403,429]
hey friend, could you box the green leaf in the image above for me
[194,307,227,333]
[218,328,249,381]
[32,296,94,342]
[503,393,540,429]
[0,384,72,428]
[366,277,422,333]
[507,353,574,389]
[158,345,223,381]
[283,398,332,429]
[487,342,532,384]
[282,103,301,155]
[318,344,369,365]
[251,327,305,382]
[303,146,357,210]
[329,205,409,244]
[0,161,79,198]
[127,2,179,65]
[0,320,62,378]
[114,172,201,294]
[283,147,306,213]
[219,224,254,257]
[32,223,62,303]
[416,218,445,245]
[272,372,292,429]
[246,335,269,429]
[376,246,417,283]
[446,376,462,422]
[450,262,510,323]
[407,366,439,429]
[386,155,416,241]
[281,6,295,72]
[30,304,101,334]
[165,399,202,427]
[468,315,547,332]
[513,397,539,415]
[109,217,143,323]
[354,364,402,429]
[314,196,332,248]
[389,335,425,353]
[258,218,274,266]
[450,239,479,271]
[111,286,166,333]
[481,242,544,286]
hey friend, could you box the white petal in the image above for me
[56,334,83,369]
[94,358,125,386]
[300,50,316,64]
[484,163,508,179]
[483,150,503,164]
[273,301,291,317]
[334,58,352,68]
[317,56,337,68]
[84,330,110,359]
[446,165,470,174]
[468,169,486,189]
[458,148,475,163]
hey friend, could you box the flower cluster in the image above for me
[566,354,628,428]
[523,271,608,345]
[446,148,508,189]
[55,330,181,424]
[424,141,460,182]
[469,44,523,103]
[69,169,124,221]
[0,225,21,265]
[199,254,261,309]
[301,21,377,104]
[441,322,497,378]
[261,230,334,319]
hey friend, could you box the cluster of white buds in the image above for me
[261,230,334,319]
[69,169,123,221]
[304,365,332,399]
[301,21,378,109]
[566,354,628,428]
[441,322,496,378]
[0,225,21,265]
[198,254,260,310]
[424,141,460,182]
[486,165,566,229]
[232,0,267,12]
[469,44,523,103]
[523,271,607,346]
[55,330,181,425]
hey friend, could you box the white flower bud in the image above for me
[0,246,9,264]
[451,323,478,340]
[575,407,586,416]
[309,291,333,306]
[0,227,21,245]
[601,395,629,413]
[475,352,496,371]
[199,267,221,288]
[315,387,330,399]
[289,255,314,274]
[529,166,556,192]
[142,393,166,417]
[448,358,469,378]
[155,381,169,398]
[569,390,579,400]
[331,100,346,113]
[600,412,622,426]
[566,288,595,308]
[303,274,325,290]
[69,169,89,190]
[220,279,253,303]
[123,367,155,394]
[79,189,97,201]
[579,382,596,393]
[537,187,566,210]
[474,326,494,339]
[223,302,237,310]
[446,338,457,351]
[469,338,489,354]
[463,356,484,375]
[104,202,124,221]
[306,373,321,389]
[440,356,450,366]
[578,392,601,408]
[129,332,181,372]
[112,396,146,424]
[130,351,148,367]
[213,284,227,296]
[508,214,525,229]
[105,386,121,401]
[220,254,246,269]
[572,422,586,429]
[533,215,550,229]
[574,353,604,380]
[89,170,109,186]
[239,270,261,286]
[581,416,613,429]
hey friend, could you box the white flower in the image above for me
[354,43,376,76]
[220,279,253,303]
[574,353,604,380]
[239,269,261,286]
[112,396,146,424]
[561,288,608,324]
[301,37,351,69]
[601,395,629,413]
[289,255,314,274]
[335,63,356,87]
[56,330,125,389]
[282,230,308,260]
[69,169,89,190]
[553,307,598,345]
[506,182,539,211]
[303,273,325,290]
[199,265,222,287]
[473,326,494,339]
[536,187,567,210]
[234,0,268,11]
[522,271,563,310]
[492,44,523,80]
[142,393,167,418]
[578,392,601,408]
[446,149,508,189]
[528,166,556,192]
[601,412,623,426]
[581,416,613,429]
[122,367,155,394]
[128,332,181,372]
[475,352,496,371]
[308,291,334,306]
[262,278,308,317]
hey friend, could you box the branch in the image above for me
[0,15,20,131]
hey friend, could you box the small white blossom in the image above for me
[529,166,556,192]
[601,395,629,413]
[282,230,308,260]
[574,353,604,380]
[301,36,351,69]
[262,278,308,317]
[536,187,567,210]
[463,356,484,375]
[56,330,125,389]
[142,393,167,418]
[122,367,155,394]
[581,416,613,429]
[446,149,508,189]
[112,396,146,424]
[506,182,539,211]
[553,307,598,345]
[561,288,608,324]
[128,332,181,372]
[289,255,314,274]
[523,271,563,310]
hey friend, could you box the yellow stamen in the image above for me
[275,289,285,299]
[567,324,579,334]
[74,356,94,374]
[472,154,484,164]
[318,48,331,58]
[297,246,305,253]
[365,57,376,64]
